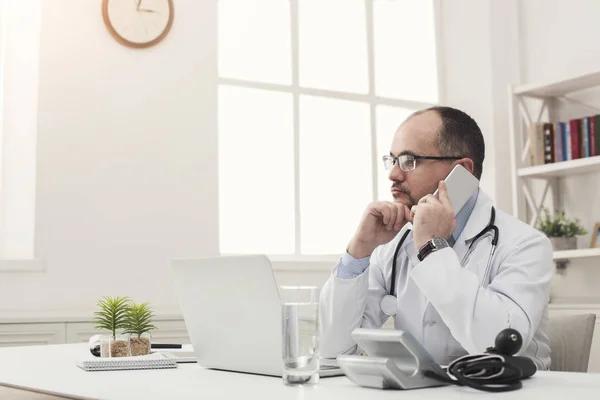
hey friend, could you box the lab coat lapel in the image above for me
[452,190,494,264]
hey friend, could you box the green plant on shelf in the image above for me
[536,208,587,238]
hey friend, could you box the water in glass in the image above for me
[281,286,320,385]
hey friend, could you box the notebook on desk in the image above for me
[153,344,197,363]
[77,352,178,372]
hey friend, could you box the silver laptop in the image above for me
[170,255,343,377]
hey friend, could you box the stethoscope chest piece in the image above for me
[380,294,397,316]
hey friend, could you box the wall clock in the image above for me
[102,0,174,48]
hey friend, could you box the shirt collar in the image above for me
[448,188,480,247]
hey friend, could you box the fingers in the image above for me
[375,202,408,231]
[393,204,405,230]
[419,193,441,206]
[387,204,398,231]
[404,205,414,223]
[379,203,391,227]
[410,205,417,221]
[438,180,452,208]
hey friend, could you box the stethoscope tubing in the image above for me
[386,206,497,304]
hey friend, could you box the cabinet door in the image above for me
[151,320,190,344]
[66,320,190,344]
[65,322,101,343]
[0,323,65,347]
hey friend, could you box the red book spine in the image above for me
[569,119,581,159]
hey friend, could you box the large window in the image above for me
[0,0,40,262]
[218,0,440,257]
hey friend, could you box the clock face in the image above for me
[103,0,173,48]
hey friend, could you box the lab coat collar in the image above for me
[457,189,495,246]
[442,189,493,266]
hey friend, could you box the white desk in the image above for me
[0,344,599,400]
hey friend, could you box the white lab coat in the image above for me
[319,190,552,370]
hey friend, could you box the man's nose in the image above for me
[388,161,406,182]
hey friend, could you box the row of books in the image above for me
[529,116,600,166]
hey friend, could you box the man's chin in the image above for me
[391,193,413,208]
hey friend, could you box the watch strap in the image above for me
[417,241,435,261]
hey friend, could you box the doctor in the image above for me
[319,106,552,370]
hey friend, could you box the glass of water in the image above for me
[281,286,320,385]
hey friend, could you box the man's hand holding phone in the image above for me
[408,180,456,249]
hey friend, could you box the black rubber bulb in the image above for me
[495,328,523,356]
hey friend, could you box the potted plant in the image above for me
[537,208,587,250]
[93,296,131,357]
[124,302,157,356]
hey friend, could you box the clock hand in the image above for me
[136,0,142,11]
[138,9,158,13]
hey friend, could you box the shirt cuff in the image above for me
[336,251,371,279]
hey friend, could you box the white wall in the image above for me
[0,0,528,319]
[439,0,600,304]
[438,0,496,202]
[438,0,521,215]
[519,0,600,85]
[0,0,597,334]
[518,0,600,303]
[0,0,219,316]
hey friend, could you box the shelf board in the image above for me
[553,248,600,260]
[514,70,600,98]
[517,156,600,178]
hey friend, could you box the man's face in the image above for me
[388,111,457,208]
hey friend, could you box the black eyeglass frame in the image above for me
[382,154,464,171]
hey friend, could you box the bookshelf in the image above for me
[509,70,600,263]
[517,155,600,179]
[514,70,600,98]
[553,248,600,261]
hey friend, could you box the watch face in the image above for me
[432,236,447,249]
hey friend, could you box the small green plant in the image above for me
[93,296,131,339]
[124,302,157,338]
[537,208,587,238]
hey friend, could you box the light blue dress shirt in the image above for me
[337,189,480,279]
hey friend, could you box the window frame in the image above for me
[0,0,43,272]
[218,0,444,263]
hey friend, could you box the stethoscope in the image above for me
[379,207,499,317]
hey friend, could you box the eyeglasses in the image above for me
[382,154,463,172]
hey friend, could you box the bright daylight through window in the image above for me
[218,0,439,256]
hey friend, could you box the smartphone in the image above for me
[433,164,479,215]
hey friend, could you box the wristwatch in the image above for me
[417,236,449,261]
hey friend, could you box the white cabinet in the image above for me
[148,320,191,344]
[65,322,102,343]
[65,320,190,344]
[0,323,65,347]
[0,318,190,348]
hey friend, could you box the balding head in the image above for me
[386,106,483,206]
[408,106,485,179]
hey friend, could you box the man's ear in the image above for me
[456,158,475,175]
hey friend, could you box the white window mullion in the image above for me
[217,0,440,258]
[218,77,434,111]
[290,0,301,256]
[366,0,377,202]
